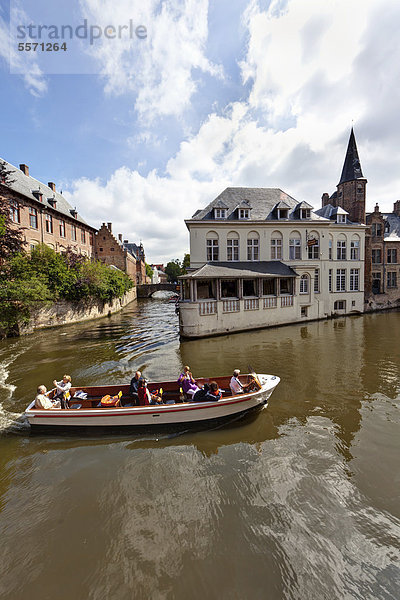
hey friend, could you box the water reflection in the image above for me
[0,301,399,599]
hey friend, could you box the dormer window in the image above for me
[214,208,226,219]
[337,214,346,223]
[239,209,250,219]
[48,198,57,208]
[301,208,311,219]
[278,208,289,219]
[32,190,43,202]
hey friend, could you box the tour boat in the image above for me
[24,373,280,431]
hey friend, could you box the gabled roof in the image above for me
[181,261,298,279]
[315,204,350,220]
[0,158,94,229]
[213,199,229,209]
[296,201,313,210]
[338,128,364,185]
[190,187,327,222]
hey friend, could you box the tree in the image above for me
[165,259,182,282]
[0,161,24,262]
[182,253,190,274]
[145,263,153,279]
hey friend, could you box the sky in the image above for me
[1,0,400,263]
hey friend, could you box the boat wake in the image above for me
[0,350,30,434]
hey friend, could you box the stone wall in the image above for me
[20,288,137,335]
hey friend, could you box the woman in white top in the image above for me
[53,375,72,399]
[35,385,61,409]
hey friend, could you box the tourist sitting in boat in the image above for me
[192,382,221,402]
[177,365,200,399]
[137,379,162,406]
[35,385,61,409]
[229,369,254,395]
[53,375,72,406]
[128,371,142,405]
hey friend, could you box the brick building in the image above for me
[1,159,96,255]
[94,223,149,284]
[321,129,400,309]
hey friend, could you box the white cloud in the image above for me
[67,0,400,261]
[0,6,47,97]
[80,0,223,120]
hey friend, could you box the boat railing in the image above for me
[263,297,277,309]
[281,295,294,307]
[222,299,240,313]
[199,300,217,315]
[244,298,259,311]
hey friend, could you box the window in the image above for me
[71,225,77,241]
[372,249,382,264]
[350,268,359,291]
[308,238,319,259]
[387,249,397,264]
[243,279,257,297]
[280,278,292,294]
[336,269,346,291]
[357,185,363,194]
[372,223,382,237]
[221,280,238,298]
[387,272,397,288]
[289,238,301,260]
[110,247,115,252]
[334,300,346,310]
[89,233,94,245]
[214,208,226,219]
[301,208,311,219]
[59,220,66,237]
[300,274,309,294]
[197,280,216,299]
[372,272,381,294]
[350,240,359,260]
[329,269,332,292]
[99,247,103,252]
[206,239,219,261]
[278,208,288,219]
[45,213,53,234]
[301,307,308,317]
[329,239,332,260]
[9,200,20,223]
[314,269,320,293]
[262,279,276,295]
[227,239,239,261]
[271,238,282,259]
[337,240,346,260]
[81,229,86,244]
[337,214,346,223]
[29,207,38,229]
[247,238,259,261]
[239,209,249,219]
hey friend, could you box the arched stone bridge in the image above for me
[137,283,180,298]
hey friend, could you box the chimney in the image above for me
[321,193,329,207]
[107,222,112,232]
[393,200,400,216]
[48,182,56,192]
[118,234,123,242]
[374,203,380,214]
[19,164,29,176]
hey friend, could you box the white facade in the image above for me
[179,189,366,338]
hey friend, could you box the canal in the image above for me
[0,298,399,599]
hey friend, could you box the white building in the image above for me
[179,188,366,338]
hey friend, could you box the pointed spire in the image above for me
[338,128,364,184]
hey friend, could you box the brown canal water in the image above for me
[0,298,399,600]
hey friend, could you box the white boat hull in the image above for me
[25,374,280,430]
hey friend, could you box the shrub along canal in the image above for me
[0,297,399,599]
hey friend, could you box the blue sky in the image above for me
[1,0,400,262]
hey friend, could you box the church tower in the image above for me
[336,128,367,223]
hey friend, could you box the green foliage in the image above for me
[0,244,134,336]
[165,259,182,282]
[145,263,153,279]
[182,253,190,274]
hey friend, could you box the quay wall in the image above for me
[20,288,137,335]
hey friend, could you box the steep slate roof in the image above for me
[315,204,350,220]
[338,128,364,184]
[383,213,400,239]
[190,187,328,222]
[0,158,94,229]
[182,261,298,279]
